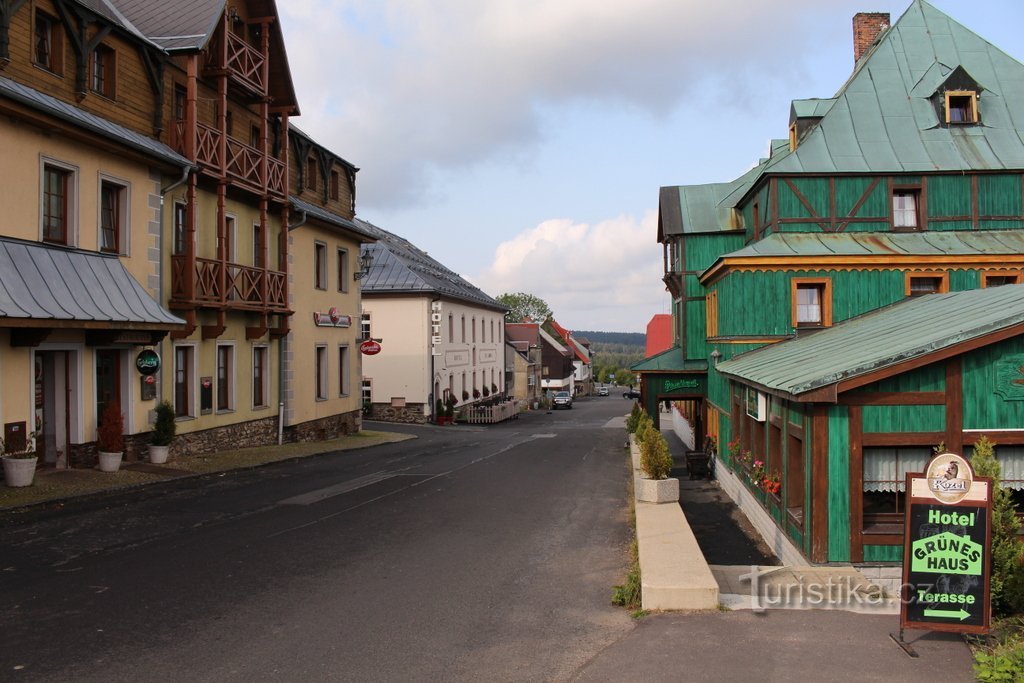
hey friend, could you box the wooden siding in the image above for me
[827,405,851,562]
[862,404,945,433]
[864,544,903,562]
[852,363,946,393]
[962,335,1024,431]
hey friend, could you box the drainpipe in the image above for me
[277,207,309,444]
[158,165,192,402]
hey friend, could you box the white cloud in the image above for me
[471,211,665,332]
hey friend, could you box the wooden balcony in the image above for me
[171,255,288,313]
[205,30,266,96]
[172,121,285,198]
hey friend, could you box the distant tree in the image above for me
[497,292,552,323]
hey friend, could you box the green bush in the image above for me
[640,431,672,480]
[612,538,642,610]
[626,403,642,434]
[151,400,176,447]
[971,436,1024,615]
[634,412,654,447]
[973,621,1024,682]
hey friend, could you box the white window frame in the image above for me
[40,156,79,246]
[361,312,371,341]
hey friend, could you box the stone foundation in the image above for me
[287,410,361,442]
[365,402,428,424]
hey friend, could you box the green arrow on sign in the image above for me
[924,608,971,621]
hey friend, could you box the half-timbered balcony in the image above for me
[172,121,284,198]
[204,30,266,96]
[170,255,288,313]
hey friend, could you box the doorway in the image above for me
[36,351,72,468]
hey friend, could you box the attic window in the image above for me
[945,91,978,124]
[788,123,798,152]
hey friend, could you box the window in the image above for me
[314,242,327,289]
[225,110,233,136]
[224,216,236,262]
[337,248,349,292]
[974,445,1024,510]
[788,122,798,152]
[249,124,261,150]
[91,44,115,98]
[338,345,351,396]
[946,90,978,124]
[472,317,476,343]
[461,316,466,343]
[253,223,264,268]
[905,272,948,296]
[892,189,921,229]
[982,271,1022,287]
[448,314,454,342]
[216,345,234,411]
[42,164,73,244]
[361,312,371,341]
[252,346,268,408]
[787,431,805,528]
[34,12,63,74]
[174,346,194,417]
[706,290,719,337]
[330,170,340,201]
[307,157,318,192]
[490,319,495,343]
[791,278,832,327]
[99,180,126,254]
[362,378,372,406]
[173,84,187,122]
[173,202,187,255]
[863,446,932,529]
[315,345,328,400]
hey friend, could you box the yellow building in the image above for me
[285,128,375,438]
[0,1,190,465]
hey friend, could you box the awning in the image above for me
[0,237,185,334]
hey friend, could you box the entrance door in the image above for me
[96,350,121,428]
[36,351,72,467]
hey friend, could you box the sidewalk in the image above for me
[0,429,415,513]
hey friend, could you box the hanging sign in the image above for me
[900,453,993,635]
[135,349,161,376]
[314,307,352,328]
[360,340,382,356]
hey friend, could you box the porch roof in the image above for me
[716,284,1024,398]
[0,238,185,329]
[632,346,708,373]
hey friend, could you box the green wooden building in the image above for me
[640,1,1024,565]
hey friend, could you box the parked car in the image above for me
[552,391,573,409]
[597,386,609,396]
[623,388,641,399]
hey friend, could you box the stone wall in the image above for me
[287,410,361,442]
[365,402,427,424]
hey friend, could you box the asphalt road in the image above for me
[0,395,635,682]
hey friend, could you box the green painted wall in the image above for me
[778,178,829,219]
[928,175,971,217]
[978,175,1022,217]
[827,405,851,562]
[962,335,1024,430]
[864,545,903,562]
[862,404,945,433]
[853,363,945,393]
[836,177,888,218]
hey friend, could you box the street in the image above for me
[1,396,634,682]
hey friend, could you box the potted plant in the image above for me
[96,400,124,472]
[435,398,448,425]
[1,431,38,488]
[636,424,679,504]
[445,394,457,422]
[149,400,176,464]
[462,390,469,402]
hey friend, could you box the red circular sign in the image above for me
[360,340,382,355]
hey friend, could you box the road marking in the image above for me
[532,433,556,439]
[277,471,396,506]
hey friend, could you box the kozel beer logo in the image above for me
[927,452,973,504]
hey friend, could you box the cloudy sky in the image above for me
[279,1,1023,333]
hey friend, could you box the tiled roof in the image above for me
[289,197,376,241]
[717,284,1024,397]
[0,77,190,169]
[355,219,505,311]
[0,238,185,327]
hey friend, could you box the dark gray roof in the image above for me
[717,284,1024,397]
[0,238,185,327]
[0,77,190,169]
[289,197,376,242]
[354,219,505,311]
[113,0,224,51]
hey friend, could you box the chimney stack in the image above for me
[853,12,890,63]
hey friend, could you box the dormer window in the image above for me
[945,90,978,124]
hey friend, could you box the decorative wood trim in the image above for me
[861,533,903,546]
[783,178,829,231]
[964,431,1024,446]
[838,391,945,406]
[946,358,963,455]
[811,406,829,563]
[861,432,946,446]
[849,405,864,563]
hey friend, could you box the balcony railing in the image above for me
[204,30,266,95]
[171,255,287,312]
[173,121,284,198]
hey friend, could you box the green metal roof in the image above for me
[632,346,708,373]
[716,284,1024,398]
[766,0,1024,175]
[717,230,1024,260]
[791,99,837,119]
[659,155,776,237]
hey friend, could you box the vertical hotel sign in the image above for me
[430,301,442,356]
[900,453,992,635]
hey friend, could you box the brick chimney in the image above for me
[853,12,890,63]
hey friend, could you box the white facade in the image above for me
[361,296,505,418]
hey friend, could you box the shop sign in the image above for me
[664,378,699,392]
[360,339,382,356]
[314,307,352,328]
[135,349,161,376]
[900,453,992,635]
[430,301,442,356]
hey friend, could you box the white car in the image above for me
[597,386,609,396]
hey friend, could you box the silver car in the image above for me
[552,391,573,409]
